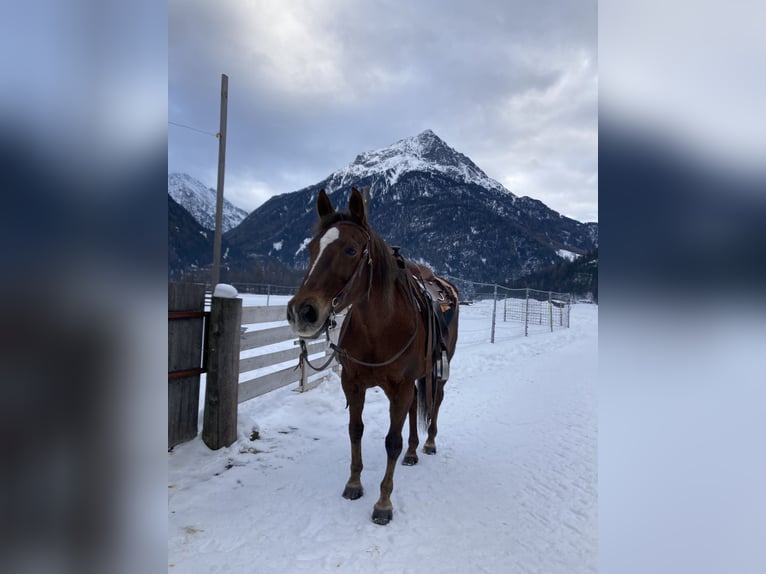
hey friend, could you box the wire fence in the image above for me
[443,276,572,342]
[186,276,573,343]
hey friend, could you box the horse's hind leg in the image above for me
[402,382,419,466]
[423,378,445,455]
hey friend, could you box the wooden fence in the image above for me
[168,283,337,451]
[238,305,334,402]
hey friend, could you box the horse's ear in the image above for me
[317,189,335,217]
[349,187,367,227]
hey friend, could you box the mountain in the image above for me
[326,129,508,194]
[168,194,216,275]
[168,194,305,285]
[225,130,597,284]
[168,173,248,232]
[168,194,250,277]
[516,248,598,302]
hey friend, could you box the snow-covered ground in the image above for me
[168,300,597,573]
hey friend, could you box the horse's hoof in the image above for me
[402,454,418,466]
[371,507,393,525]
[342,485,364,500]
[423,444,437,455]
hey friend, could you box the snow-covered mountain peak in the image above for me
[327,130,510,194]
[168,173,248,232]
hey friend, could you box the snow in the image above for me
[556,249,582,261]
[212,283,238,298]
[295,237,311,256]
[325,130,510,194]
[168,173,248,232]
[272,241,283,251]
[169,301,597,573]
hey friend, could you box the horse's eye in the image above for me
[345,247,357,257]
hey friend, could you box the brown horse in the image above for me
[287,188,459,525]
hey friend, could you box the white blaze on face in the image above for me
[306,227,340,279]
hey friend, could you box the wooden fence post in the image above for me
[299,345,307,391]
[168,283,206,449]
[203,293,242,449]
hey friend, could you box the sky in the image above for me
[169,0,597,222]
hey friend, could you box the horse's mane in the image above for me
[316,211,400,310]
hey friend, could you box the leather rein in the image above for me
[298,222,420,371]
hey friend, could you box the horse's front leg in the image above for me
[372,383,414,524]
[342,380,366,500]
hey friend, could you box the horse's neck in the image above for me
[348,278,403,336]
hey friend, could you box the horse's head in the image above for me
[287,188,372,339]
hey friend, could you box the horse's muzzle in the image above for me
[287,297,329,339]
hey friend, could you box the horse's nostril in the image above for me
[286,305,294,323]
[299,303,318,324]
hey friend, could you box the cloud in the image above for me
[169,0,598,221]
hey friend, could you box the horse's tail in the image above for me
[416,377,431,434]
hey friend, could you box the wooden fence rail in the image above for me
[237,305,335,403]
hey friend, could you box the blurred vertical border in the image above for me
[2,1,764,573]
[600,1,766,573]
[0,1,167,573]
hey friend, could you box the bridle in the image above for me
[298,221,420,371]
[326,221,374,312]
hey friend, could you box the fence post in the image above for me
[266,284,271,306]
[490,284,498,344]
[524,288,529,337]
[560,295,564,327]
[503,296,507,322]
[330,315,342,376]
[548,291,553,332]
[299,347,307,391]
[202,292,242,450]
[168,283,206,449]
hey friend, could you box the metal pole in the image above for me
[524,288,529,337]
[549,291,553,332]
[560,295,564,327]
[266,284,271,306]
[211,73,229,288]
[490,284,498,344]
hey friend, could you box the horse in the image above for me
[287,187,459,525]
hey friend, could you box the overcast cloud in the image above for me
[169,0,597,222]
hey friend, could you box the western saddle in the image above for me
[392,247,458,414]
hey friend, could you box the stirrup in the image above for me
[435,350,449,380]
